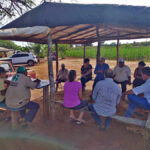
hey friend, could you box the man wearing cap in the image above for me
[6,66,40,124]
[124,67,150,117]
[92,57,109,90]
[89,69,121,130]
[113,59,131,93]
[56,64,68,91]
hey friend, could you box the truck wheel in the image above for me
[27,60,34,66]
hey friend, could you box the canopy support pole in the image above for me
[116,39,120,65]
[96,26,101,63]
[55,43,59,78]
[47,33,55,119]
[83,44,86,64]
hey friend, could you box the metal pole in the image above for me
[116,39,119,65]
[47,33,55,119]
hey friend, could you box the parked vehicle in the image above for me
[0,61,36,78]
[10,52,38,66]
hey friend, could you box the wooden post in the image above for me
[47,33,55,119]
[96,26,101,63]
[116,39,120,65]
[43,85,49,120]
[55,43,59,78]
[97,41,101,63]
[11,111,18,129]
[83,44,86,64]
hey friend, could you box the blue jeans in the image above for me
[80,77,92,88]
[115,80,129,93]
[125,94,150,117]
[88,104,112,127]
[20,101,40,122]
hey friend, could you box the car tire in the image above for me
[27,60,34,66]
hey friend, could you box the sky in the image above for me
[10,0,150,46]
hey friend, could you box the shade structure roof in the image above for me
[1,2,150,44]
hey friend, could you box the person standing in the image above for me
[133,61,146,88]
[92,57,109,89]
[80,58,92,93]
[113,59,131,93]
[89,69,121,130]
[124,67,150,117]
[6,66,40,125]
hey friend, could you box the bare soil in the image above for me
[0,58,150,150]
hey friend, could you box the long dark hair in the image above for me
[68,70,76,82]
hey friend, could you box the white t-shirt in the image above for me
[133,78,150,104]
[113,65,131,82]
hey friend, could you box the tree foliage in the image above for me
[0,0,36,20]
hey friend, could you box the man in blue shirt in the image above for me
[92,58,109,90]
[123,67,150,117]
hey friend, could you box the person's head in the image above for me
[0,67,6,78]
[138,61,146,69]
[61,64,65,70]
[142,67,150,81]
[84,58,90,67]
[104,69,113,79]
[119,59,125,68]
[17,66,28,76]
[68,70,76,82]
[98,57,105,65]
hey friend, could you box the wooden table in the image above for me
[36,80,50,120]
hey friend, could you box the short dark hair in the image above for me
[104,69,113,78]
[0,67,6,74]
[142,67,150,76]
[84,58,90,64]
[139,61,146,67]
[68,70,76,82]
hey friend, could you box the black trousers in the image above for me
[115,80,129,93]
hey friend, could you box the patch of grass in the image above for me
[64,45,150,61]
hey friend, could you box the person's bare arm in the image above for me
[124,90,134,95]
[134,69,137,78]
[79,89,82,100]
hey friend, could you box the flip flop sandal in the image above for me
[76,121,84,125]
[69,118,78,122]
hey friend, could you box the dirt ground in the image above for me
[0,58,150,150]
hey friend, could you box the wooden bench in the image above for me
[53,100,150,129]
[0,101,25,129]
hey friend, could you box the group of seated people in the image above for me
[59,58,150,130]
[0,58,149,130]
[0,66,40,127]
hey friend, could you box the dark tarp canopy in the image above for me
[1,2,150,44]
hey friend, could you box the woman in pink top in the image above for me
[64,70,88,124]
